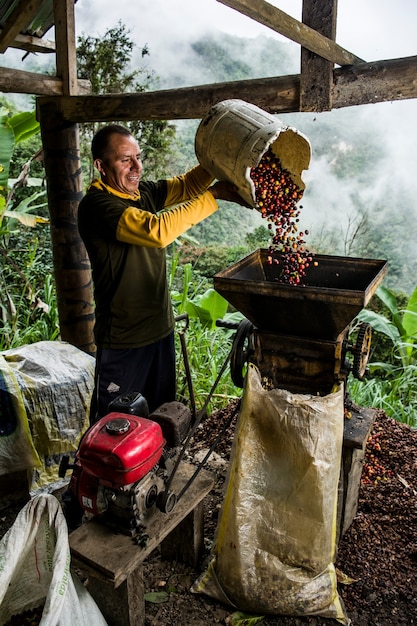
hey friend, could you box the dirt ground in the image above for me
[1,399,416,626]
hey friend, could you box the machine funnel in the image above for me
[214,249,388,341]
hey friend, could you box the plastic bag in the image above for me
[0,355,41,475]
[0,494,108,626]
[1,341,95,486]
[193,364,349,625]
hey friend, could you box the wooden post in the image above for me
[300,0,338,112]
[37,98,96,355]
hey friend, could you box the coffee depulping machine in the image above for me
[214,248,388,397]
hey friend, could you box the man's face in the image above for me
[95,133,143,195]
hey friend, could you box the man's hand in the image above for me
[208,181,253,208]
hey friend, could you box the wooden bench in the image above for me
[69,462,215,626]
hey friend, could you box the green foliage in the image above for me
[76,22,176,181]
[357,284,417,369]
[175,318,242,413]
[245,225,271,249]
[0,105,52,351]
[0,108,40,207]
[184,288,228,329]
[348,284,417,427]
[170,246,234,329]
[227,613,265,626]
[77,21,149,95]
[178,245,232,279]
[0,245,59,350]
[191,39,252,82]
[348,366,417,428]
[170,249,242,412]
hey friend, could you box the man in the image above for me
[78,123,248,423]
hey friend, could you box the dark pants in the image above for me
[90,333,176,424]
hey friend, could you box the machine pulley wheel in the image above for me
[157,490,177,514]
[230,319,254,388]
[352,322,372,380]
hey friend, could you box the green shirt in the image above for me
[78,166,217,349]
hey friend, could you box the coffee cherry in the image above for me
[251,149,315,285]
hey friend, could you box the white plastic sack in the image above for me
[0,494,108,626]
[193,364,349,624]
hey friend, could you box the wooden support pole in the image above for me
[37,99,96,355]
[300,0,338,112]
[53,0,78,96]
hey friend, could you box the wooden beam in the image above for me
[332,56,417,109]
[0,0,46,54]
[300,0,337,112]
[53,0,78,96]
[0,66,91,96]
[36,56,417,123]
[36,75,300,122]
[0,31,55,54]
[216,0,364,66]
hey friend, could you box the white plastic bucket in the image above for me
[195,99,311,207]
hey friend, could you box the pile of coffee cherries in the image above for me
[361,430,394,486]
[251,148,315,285]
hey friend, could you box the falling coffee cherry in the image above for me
[251,148,315,286]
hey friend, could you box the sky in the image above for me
[74,0,417,64]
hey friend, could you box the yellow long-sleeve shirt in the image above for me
[77,165,217,348]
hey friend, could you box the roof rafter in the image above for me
[1,30,55,54]
[0,0,46,53]
[217,0,364,66]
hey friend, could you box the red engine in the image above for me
[67,398,192,536]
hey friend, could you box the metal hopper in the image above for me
[214,249,388,342]
[214,249,388,394]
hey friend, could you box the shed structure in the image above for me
[1,0,416,354]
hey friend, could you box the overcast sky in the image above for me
[75,0,417,64]
[72,0,417,197]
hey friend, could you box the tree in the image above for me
[77,21,176,181]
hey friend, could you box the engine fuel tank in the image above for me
[78,412,165,487]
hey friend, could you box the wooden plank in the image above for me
[85,567,145,626]
[53,0,78,96]
[37,75,300,122]
[69,463,215,588]
[216,0,364,66]
[0,0,46,54]
[0,31,55,54]
[36,55,417,123]
[300,0,337,112]
[332,56,417,108]
[343,406,377,450]
[160,501,205,568]
[341,447,366,536]
[0,67,90,96]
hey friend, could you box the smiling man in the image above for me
[78,123,247,423]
